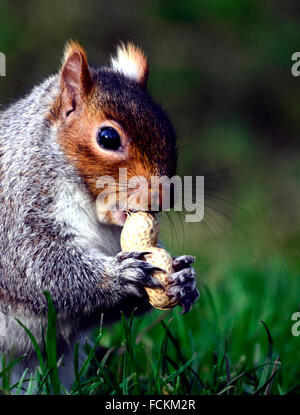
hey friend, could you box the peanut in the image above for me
[120,211,178,310]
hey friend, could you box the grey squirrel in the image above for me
[0,41,199,388]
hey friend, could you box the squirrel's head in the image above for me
[49,41,177,226]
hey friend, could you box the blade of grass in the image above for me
[36,368,52,394]
[164,355,190,392]
[253,370,278,395]
[73,342,83,395]
[15,319,45,373]
[122,340,128,395]
[217,370,246,395]
[154,319,173,393]
[12,368,29,394]
[224,354,231,395]
[257,320,273,390]
[264,355,280,395]
[121,310,141,394]
[78,315,104,379]
[44,291,61,395]
[162,353,196,386]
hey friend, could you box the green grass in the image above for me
[1,251,299,396]
[0,151,299,395]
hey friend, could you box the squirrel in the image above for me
[0,41,199,389]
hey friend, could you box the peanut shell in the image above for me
[120,212,178,310]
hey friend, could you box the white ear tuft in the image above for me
[110,42,149,88]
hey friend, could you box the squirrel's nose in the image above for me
[148,180,175,212]
[126,176,175,213]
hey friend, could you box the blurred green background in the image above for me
[0,0,299,394]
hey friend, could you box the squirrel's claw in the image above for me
[116,251,151,262]
[172,255,195,272]
[113,251,164,296]
[166,266,199,313]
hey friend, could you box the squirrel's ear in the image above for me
[110,42,149,88]
[59,41,92,116]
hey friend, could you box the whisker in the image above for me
[175,210,186,253]
[200,218,218,242]
[205,193,249,215]
[168,210,182,251]
[205,202,249,238]
[165,211,175,250]
[204,209,229,238]
[205,187,242,202]
[204,165,239,178]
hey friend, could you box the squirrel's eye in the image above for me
[97,127,122,151]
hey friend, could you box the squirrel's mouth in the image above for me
[111,210,128,225]
[97,208,158,227]
[111,209,157,226]
[111,209,138,226]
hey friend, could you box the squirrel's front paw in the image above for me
[113,251,163,298]
[166,255,199,313]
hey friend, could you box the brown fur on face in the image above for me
[48,41,177,223]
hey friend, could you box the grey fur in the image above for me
[0,73,199,391]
